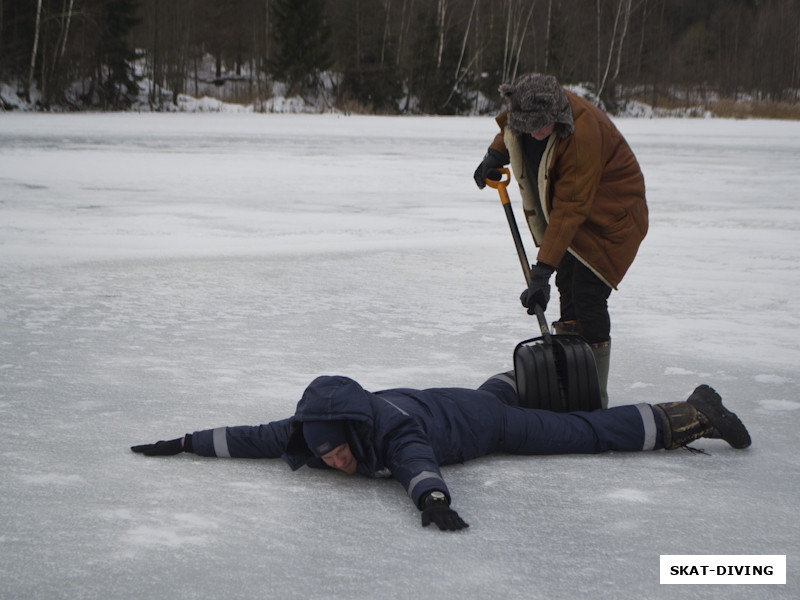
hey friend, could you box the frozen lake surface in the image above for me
[1,112,798,599]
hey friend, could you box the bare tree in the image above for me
[596,0,632,100]
[27,0,44,102]
[794,7,800,94]
[501,0,537,83]
[435,0,448,71]
[380,0,391,65]
[52,0,75,73]
[612,0,632,81]
[0,1,4,78]
[452,0,479,80]
[544,0,553,73]
[443,0,479,107]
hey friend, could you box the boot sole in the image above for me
[687,385,752,449]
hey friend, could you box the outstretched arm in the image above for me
[379,420,468,532]
[131,418,295,459]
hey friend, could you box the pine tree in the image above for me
[268,0,332,96]
[96,0,142,109]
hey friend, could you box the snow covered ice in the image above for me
[1,112,799,599]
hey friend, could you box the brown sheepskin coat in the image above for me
[489,90,648,288]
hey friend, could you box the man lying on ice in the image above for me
[131,371,751,532]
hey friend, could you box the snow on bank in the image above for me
[0,75,751,118]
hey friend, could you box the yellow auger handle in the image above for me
[484,167,512,205]
[486,167,534,287]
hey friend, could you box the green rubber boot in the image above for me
[590,340,611,409]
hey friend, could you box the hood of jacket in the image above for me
[282,375,380,472]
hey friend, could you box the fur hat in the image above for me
[303,420,348,457]
[499,73,574,138]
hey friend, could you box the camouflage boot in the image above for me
[552,320,578,335]
[652,385,751,450]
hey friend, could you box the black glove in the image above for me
[131,434,193,456]
[473,148,508,189]
[520,261,556,313]
[421,492,469,531]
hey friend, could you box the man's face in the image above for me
[530,124,555,140]
[321,443,357,475]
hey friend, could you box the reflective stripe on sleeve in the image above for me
[407,470,445,499]
[212,427,231,458]
[635,403,657,451]
[492,371,517,393]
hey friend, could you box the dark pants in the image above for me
[478,374,664,454]
[555,253,612,344]
[500,403,662,454]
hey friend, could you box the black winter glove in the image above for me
[131,434,193,456]
[473,148,508,189]
[520,261,556,313]
[421,493,469,531]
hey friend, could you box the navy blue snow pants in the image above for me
[499,404,662,454]
[479,374,663,455]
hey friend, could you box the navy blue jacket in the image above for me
[191,373,521,508]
